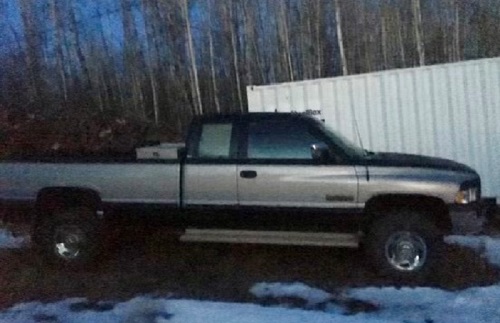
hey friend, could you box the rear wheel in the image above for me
[34,207,100,268]
[366,210,442,282]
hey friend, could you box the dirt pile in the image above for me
[0,106,149,159]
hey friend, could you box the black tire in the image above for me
[365,210,442,282]
[33,207,101,268]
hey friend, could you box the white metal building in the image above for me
[247,57,500,200]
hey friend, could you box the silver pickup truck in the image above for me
[0,113,483,281]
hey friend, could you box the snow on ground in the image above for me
[0,296,389,323]
[1,229,500,322]
[347,286,500,323]
[2,284,500,323]
[0,228,28,249]
[445,235,500,267]
[250,282,332,307]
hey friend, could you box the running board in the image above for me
[180,229,359,248]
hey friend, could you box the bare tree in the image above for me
[381,10,389,69]
[94,5,120,112]
[221,0,244,112]
[451,0,461,61]
[277,0,294,81]
[18,0,44,106]
[207,0,220,113]
[49,0,68,104]
[412,0,426,66]
[379,1,407,70]
[121,0,146,117]
[314,0,323,78]
[68,0,92,95]
[3,0,500,126]
[302,1,311,79]
[141,0,160,124]
[395,10,407,67]
[334,0,348,75]
[181,0,203,115]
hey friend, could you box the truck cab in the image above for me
[182,113,363,231]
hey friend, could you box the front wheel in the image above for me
[366,210,442,282]
[34,207,101,268]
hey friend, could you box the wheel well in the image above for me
[363,195,451,234]
[33,187,102,228]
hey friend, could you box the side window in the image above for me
[247,120,323,159]
[198,123,233,158]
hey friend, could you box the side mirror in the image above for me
[177,147,187,160]
[311,143,329,163]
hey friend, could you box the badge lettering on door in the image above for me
[325,194,354,202]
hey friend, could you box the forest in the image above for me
[0,0,500,139]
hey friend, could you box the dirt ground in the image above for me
[0,220,499,311]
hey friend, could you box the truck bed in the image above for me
[0,160,180,206]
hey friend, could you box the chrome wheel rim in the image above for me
[385,231,427,272]
[53,225,86,260]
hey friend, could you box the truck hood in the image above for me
[364,152,476,174]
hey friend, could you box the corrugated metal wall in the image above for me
[247,57,500,199]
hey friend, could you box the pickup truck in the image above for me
[0,113,483,280]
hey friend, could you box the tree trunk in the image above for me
[18,0,43,106]
[279,1,294,81]
[334,0,348,75]
[207,0,220,113]
[68,0,92,93]
[96,6,115,112]
[453,0,461,61]
[396,11,407,67]
[315,0,322,78]
[381,15,388,69]
[141,0,160,124]
[226,0,244,112]
[412,0,425,66]
[182,0,203,115]
[49,0,68,104]
[121,0,146,115]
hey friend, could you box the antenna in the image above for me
[352,109,365,153]
[348,80,365,152]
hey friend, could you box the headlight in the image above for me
[455,187,478,204]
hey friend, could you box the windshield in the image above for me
[313,119,366,159]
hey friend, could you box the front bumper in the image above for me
[449,202,485,235]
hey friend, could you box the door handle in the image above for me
[240,170,257,179]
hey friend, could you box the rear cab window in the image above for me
[187,119,236,160]
[198,123,233,158]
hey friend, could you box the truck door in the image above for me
[237,119,360,212]
[183,120,238,206]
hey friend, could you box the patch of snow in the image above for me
[0,296,389,323]
[251,281,500,323]
[250,282,332,307]
[0,228,27,249]
[3,284,500,323]
[347,285,500,323]
[445,235,500,267]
